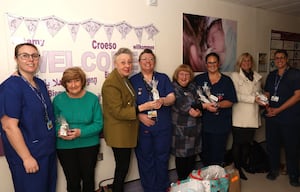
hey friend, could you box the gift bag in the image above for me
[189,165,229,192]
[169,178,205,192]
[224,163,241,192]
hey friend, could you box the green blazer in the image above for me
[101,69,139,148]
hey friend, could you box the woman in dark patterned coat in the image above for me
[171,64,202,180]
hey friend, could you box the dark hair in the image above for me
[138,49,156,62]
[14,43,39,58]
[172,64,194,82]
[274,49,288,58]
[206,52,220,63]
[61,67,87,91]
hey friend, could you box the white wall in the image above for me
[1,0,300,191]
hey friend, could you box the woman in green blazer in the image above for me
[101,48,138,192]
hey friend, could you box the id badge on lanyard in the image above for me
[272,70,287,103]
[271,95,279,102]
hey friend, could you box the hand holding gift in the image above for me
[197,84,219,114]
[151,79,160,100]
[58,116,69,136]
[255,92,269,106]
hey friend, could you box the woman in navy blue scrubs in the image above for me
[130,49,175,192]
[0,43,56,192]
[194,52,237,166]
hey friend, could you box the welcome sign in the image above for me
[0,13,159,156]
[5,13,158,98]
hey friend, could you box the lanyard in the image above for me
[17,71,50,122]
[141,72,155,100]
[274,68,288,96]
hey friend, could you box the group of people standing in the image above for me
[102,48,176,192]
[0,42,299,192]
[0,43,103,192]
[173,49,300,188]
[171,49,300,188]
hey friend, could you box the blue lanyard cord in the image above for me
[17,71,50,122]
[274,68,288,96]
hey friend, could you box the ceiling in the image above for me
[219,0,300,18]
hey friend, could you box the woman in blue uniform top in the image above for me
[0,43,56,192]
[194,52,237,166]
[130,49,175,192]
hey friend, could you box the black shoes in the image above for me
[238,168,248,180]
[266,171,279,180]
[266,171,300,187]
[289,176,300,187]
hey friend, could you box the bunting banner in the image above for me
[4,12,159,98]
[1,13,159,156]
[6,13,159,42]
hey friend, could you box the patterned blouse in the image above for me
[171,81,202,157]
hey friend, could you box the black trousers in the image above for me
[202,132,229,166]
[266,119,300,178]
[232,127,255,169]
[112,147,132,192]
[175,155,196,181]
[57,145,99,192]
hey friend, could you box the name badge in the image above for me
[271,95,279,102]
[148,110,157,120]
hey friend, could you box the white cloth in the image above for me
[230,69,263,128]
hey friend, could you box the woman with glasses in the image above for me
[171,64,202,181]
[0,43,57,192]
[130,49,175,192]
[194,52,237,167]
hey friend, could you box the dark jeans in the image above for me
[112,147,131,192]
[57,145,99,192]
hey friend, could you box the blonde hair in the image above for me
[236,52,255,71]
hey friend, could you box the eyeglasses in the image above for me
[207,61,218,65]
[178,72,191,77]
[140,58,154,62]
[17,53,40,61]
[275,57,286,60]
